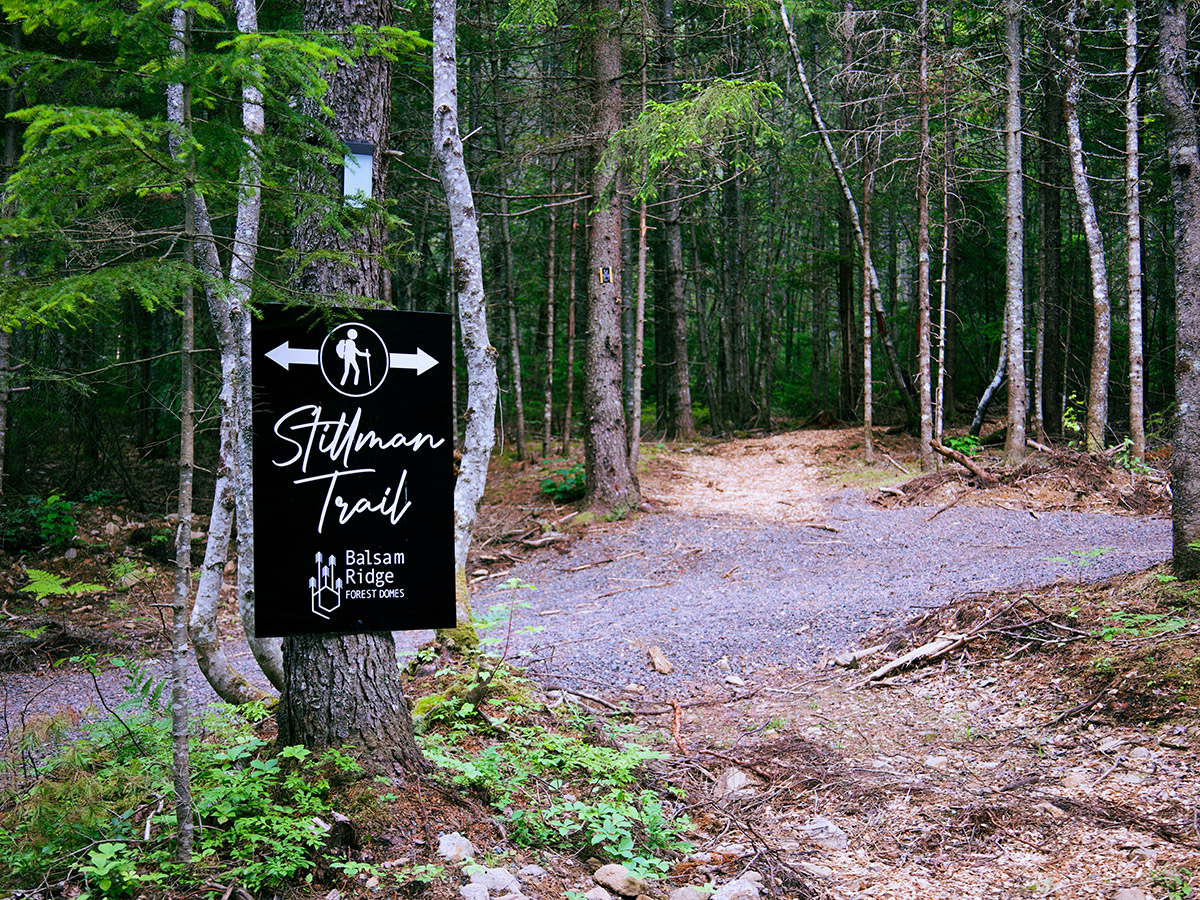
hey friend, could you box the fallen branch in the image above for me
[861,632,969,684]
[521,531,568,548]
[930,439,999,485]
[926,488,973,521]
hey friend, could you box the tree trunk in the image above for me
[862,145,875,462]
[1157,0,1200,576]
[169,9,194,861]
[170,0,283,697]
[838,201,855,421]
[916,0,934,469]
[693,231,721,434]
[970,328,1007,438]
[561,174,579,457]
[277,633,427,772]
[660,0,695,440]
[583,0,639,512]
[1040,13,1065,438]
[1003,0,1027,462]
[281,0,427,774]
[434,0,496,643]
[779,0,915,423]
[292,0,390,301]
[1064,0,1110,452]
[543,180,556,460]
[499,179,527,461]
[1125,4,1144,462]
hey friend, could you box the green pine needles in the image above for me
[608,78,783,202]
[0,0,424,330]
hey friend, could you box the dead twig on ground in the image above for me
[930,439,999,485]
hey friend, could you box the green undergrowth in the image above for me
[0,658,381,899]
[412,646,690,878]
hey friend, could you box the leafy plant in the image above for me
[19,569,107,601]
[30,494,77,549]
[944,434,981,457]
[0,661,364,897]
[1045,547,1112,584]
[421,716,690,876]
[1115,437,1153,475]
[1153,868,1195,900]
[0,495,78,551]
[539,459,586,503]
[1097,610,1192,641]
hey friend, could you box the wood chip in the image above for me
[648,645,673,674]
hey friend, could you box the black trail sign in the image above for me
[252,306,454,637]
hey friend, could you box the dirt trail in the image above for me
[496,430,1169,695]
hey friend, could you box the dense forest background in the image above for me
[0,0,1182,512]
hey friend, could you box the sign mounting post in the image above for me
[252,306,455,637]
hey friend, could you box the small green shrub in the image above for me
[0,494,77,551]
[0,660,363,897]
[421,716,690,876]
[19,569,107,601]
[539,460,586,503]
[32,494,77,548]
[944,434,981,457]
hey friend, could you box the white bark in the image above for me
[167,0,282,697]
[1065,0,1110,452]
[433,0,497,633]
[168,10,194,862]
[1003,0,1027,462]
[779,0,915,423]
[916,0,933,470]
[1125,4,1144,461]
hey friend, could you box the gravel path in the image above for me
[485,489,1169,696]
[1,430,1174,734]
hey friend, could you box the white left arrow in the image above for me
[266,341,319,370]
[389,347,439,375]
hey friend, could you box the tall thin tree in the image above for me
[1064,0,1110,452]
[1157,0,1200,576]
[1003,0,1027,462]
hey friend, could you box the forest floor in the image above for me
[2,426,1198,900]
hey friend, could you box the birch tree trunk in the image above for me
[1003,0,1027,463]
[168,10,194,861]
[583,0,639,513]
[1157,0,1200,576]
[916,0,934,469]
[168,0,281,701]
[1125,4,1145,462]
[434,0,496,639]
[779,0,915,423]
[229,0,282,690]
[1040,9,1066,438]
[1064,0,1110,452]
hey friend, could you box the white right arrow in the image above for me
[389,347,439,375]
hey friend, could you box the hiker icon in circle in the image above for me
[336,328,373,387]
